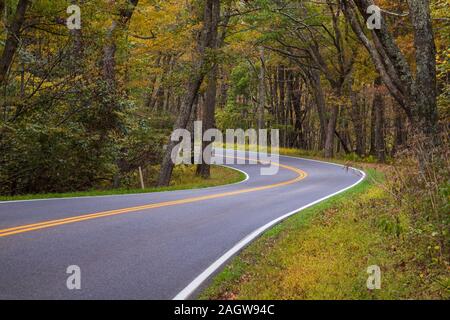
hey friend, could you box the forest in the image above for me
[0,0,448,194]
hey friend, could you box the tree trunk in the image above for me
[324,105,339,158]
[343,0,439,142]
[408,0,439,140]
[196,64,218,178]
[103,23,118,90]
[290,74,304,148]
[0,0,29,87]
[159,0,220,186]
[103,0,139,86]
[392,107,407,156]
[309,69,327,149]
[145,55,162,109]
[374,77,386,162]
[196,0,224,178]
[335,129,351,154]
[350,90,365,156]
[257,47,265,130]
[369,100,376,156]
[102,0,139,90]
[103,0,139,186]
[272,70,279,124]
[277,66,286,146]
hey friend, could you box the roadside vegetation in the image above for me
[201,140,449,300]
[0,165,245,201]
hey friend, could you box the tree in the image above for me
[0,0,29,87]
[158,0,221,186]
[373,76,386,162]
[342,0,439,142]
[257,46,265,130]
[196,7,231,179]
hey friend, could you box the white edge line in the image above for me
[218,165,250,185]
[173,156,366,300]
[0,165,249,205]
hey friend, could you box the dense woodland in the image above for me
[0,0,448,195]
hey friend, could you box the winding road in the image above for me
[0,150,364,299]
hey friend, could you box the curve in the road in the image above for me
[0,152,365,299]
[174,156,366,299]
[0,158,307,238]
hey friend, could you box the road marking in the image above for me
[173,157,366,300]
[0,159,307,238]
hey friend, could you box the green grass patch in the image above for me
[0,165,245,201]
[200,169,449,300]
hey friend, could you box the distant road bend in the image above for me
[0,150,365,299]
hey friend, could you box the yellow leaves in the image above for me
[326,93,350,107]
[122,0,194,87]
[225,26,262,61]
[129,0,193,53]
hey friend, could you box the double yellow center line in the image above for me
[0,160,307,238]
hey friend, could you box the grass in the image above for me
[200,168,449,300]
[0,165,246,201]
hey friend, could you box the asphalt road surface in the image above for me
[0,150,364,299]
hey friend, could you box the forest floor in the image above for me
[200,163,449,300]
[0,165,246,201]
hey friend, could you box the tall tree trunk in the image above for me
[257,47,265,130]
[272,70,279,124]
[392,107,407,156]
[374,77,386,162]
[103,32,117,93]
[290,74,304,148]
[324,105,339,158]
[103,1,136,88]
[196,64,218,178]
[408,0,438,140]
[104,0,139,187]
[145,55,162,109]
[0,0,29,87]
[350,90,365,156]
[369,100,376,156]
[278,66,286,146]
[159,0,220,186]
[196,2,226,178]
[343,0,439,142]
[335,130,351,154]
[102,0,139,90]
[218,73,228,109]
[309,69,327,149]
[158,68,205,186]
